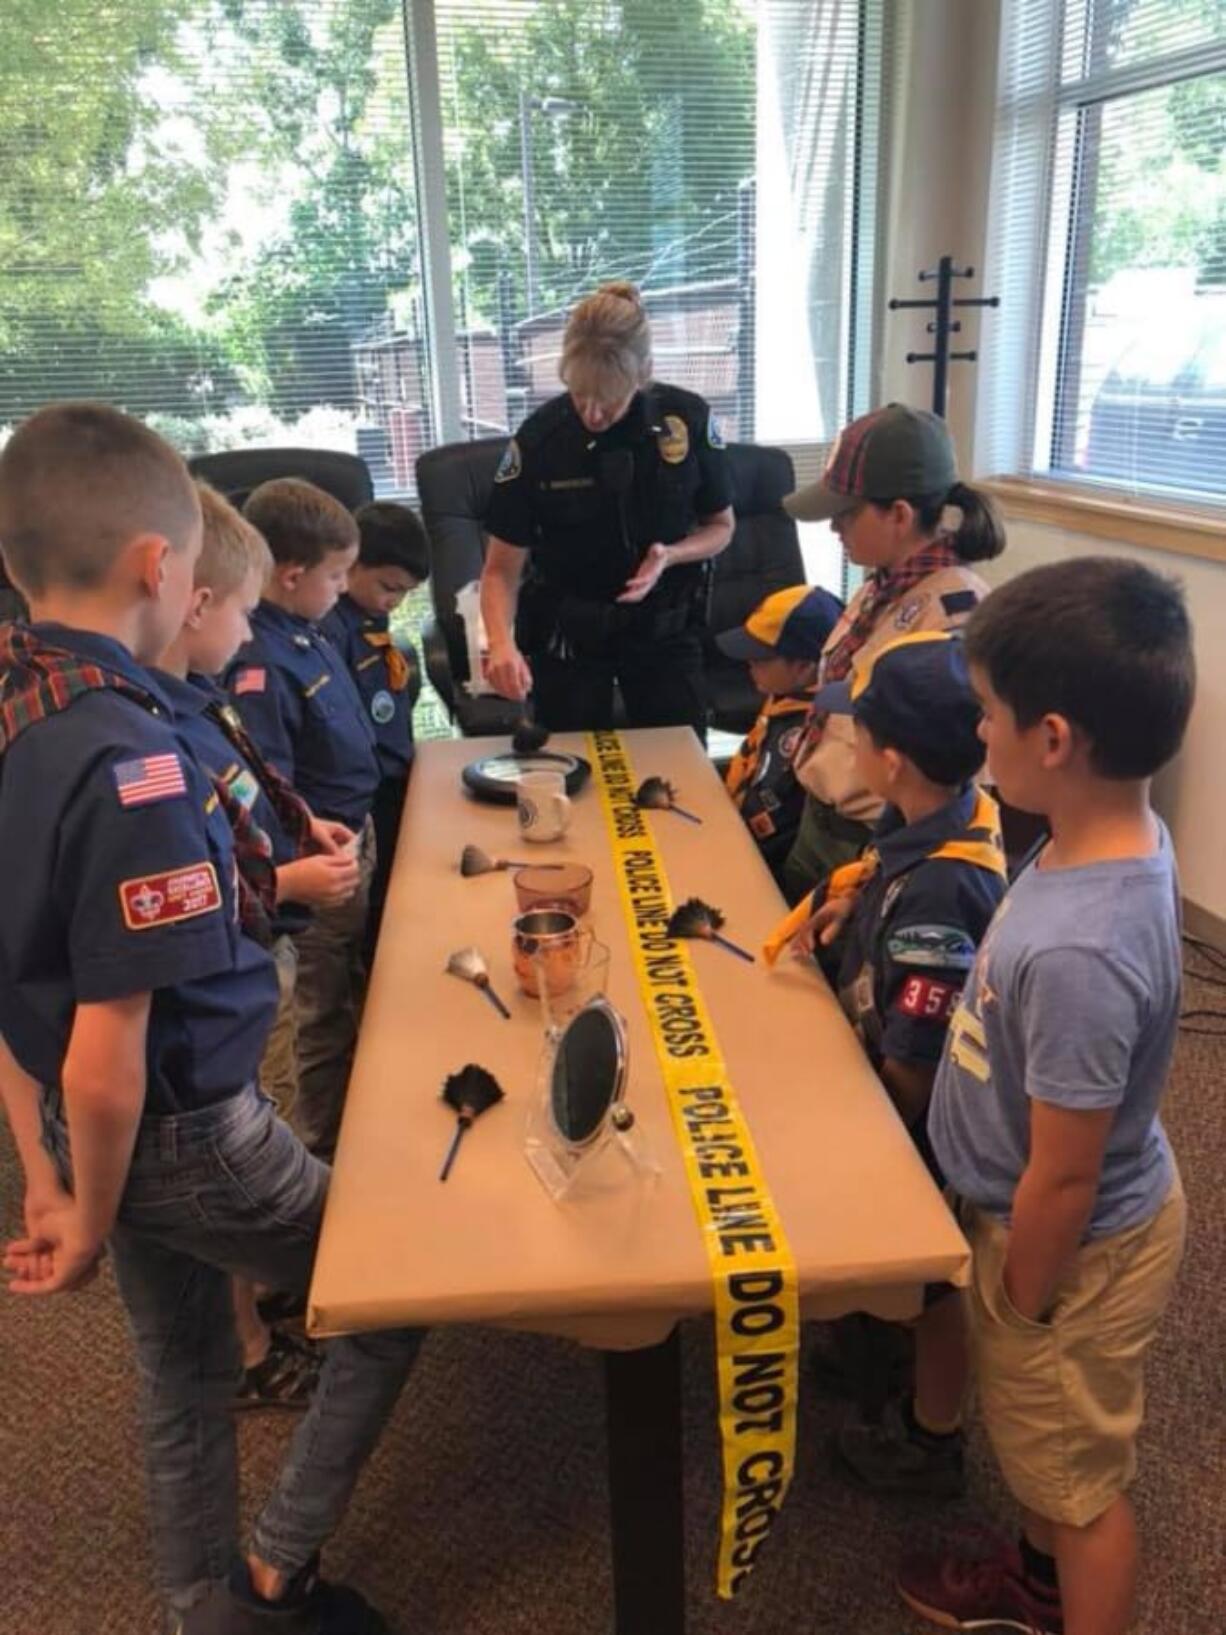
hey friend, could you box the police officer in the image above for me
[481,281,735,735]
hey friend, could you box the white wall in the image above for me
[981,524,1226,924]
[879,0,1226,923]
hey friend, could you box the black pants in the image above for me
[531,630,707,738]
[366,771,409,968]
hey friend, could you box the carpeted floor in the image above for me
[1,969,1222,1635]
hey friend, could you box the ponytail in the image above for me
[946,480,1006,562]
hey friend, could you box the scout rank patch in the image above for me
[371,689,396,724]
[494,437,522,483]
[708,410,726,448]
[119,862,222,930]
[658,414,690,465]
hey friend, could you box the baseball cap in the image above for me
[812,631,984,782]
[784,403,958,522]
[716,583,844,664]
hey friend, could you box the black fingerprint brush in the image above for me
[667,897,755,963]
[439,1064,505,1180]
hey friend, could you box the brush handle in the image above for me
[502,860,566,869]
[669,804,703,825]
[713,932,756,963]
[439,1120,468,1181]
[477,979,511,1019]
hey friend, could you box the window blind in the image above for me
[979,0,1226,505]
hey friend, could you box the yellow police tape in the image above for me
[588,730,799,1598]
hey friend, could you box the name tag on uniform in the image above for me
[119,863,222,930]
[544,478,596,491]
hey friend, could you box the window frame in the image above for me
[1018,3,1226,515]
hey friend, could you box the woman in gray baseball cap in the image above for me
[781,402,1006,903]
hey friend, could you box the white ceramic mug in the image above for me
[517,770,572,843]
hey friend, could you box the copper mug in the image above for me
[511,908,591,998]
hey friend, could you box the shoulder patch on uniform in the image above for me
[941,589,979,616]
[886,924,977,971]
[113,753,187,809]
[234,668,266,696]
[494,438,522,484]
[119,863,222,931]
[658,414,690,465]
[707,410,726,450]
[893,593,930,631]
[894,974,960,1021]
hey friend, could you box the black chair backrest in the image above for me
[188,447,374,514]
[415,437,508,689]
[709,445,804,635]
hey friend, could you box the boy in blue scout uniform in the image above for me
[764,632,1007,1496]
[716,583,844,885]
[225,478,379,1160]
[155,481,364,1410]
[319,500,429,963]
[899,561,1193,1635]
[0,405,420,1635]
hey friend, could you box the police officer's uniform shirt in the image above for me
[320,593,413,783]
[226,601,379,828]
[0,626,278,1114]
[484,385,733,606]
[836,785,1006,1071]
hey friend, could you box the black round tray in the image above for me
[461,750,592,805]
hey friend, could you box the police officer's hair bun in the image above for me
[561,283,653,396]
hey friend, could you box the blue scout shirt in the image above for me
[153,669,309,937]
[225,601,378,829]
[0,626,278,1115]
[930,822,1180,1239]
[836,784,1008,1071]
[320,593,413,783]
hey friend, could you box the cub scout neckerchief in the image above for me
[793,536,961,769]
[361,629,411,692]
[762,785,1005,967]
[725,693,810,805]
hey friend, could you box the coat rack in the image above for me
[889,255,1000,418]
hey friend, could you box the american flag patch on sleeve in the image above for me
[113,753,188,808]
[234,668,266,695]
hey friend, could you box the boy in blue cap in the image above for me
[716,583,843,883]
[226,478,379,1159]
[0,404,420,1634]
[899,560,1192,1635]
[320,501,429,963]
[764,631,1007,1492]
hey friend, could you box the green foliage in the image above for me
[444,0,756,324]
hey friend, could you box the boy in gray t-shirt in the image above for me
[899,558,1194,1635]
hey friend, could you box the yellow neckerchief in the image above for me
[762,786,1005,967]
[361,629,410,692]
[725,692,813,803]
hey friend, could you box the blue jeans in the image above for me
[40,1085,423,1618]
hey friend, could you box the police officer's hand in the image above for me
[277,853,362,909]
[4,1205,102,1296]
[790,894,855,959]
[616,543,670,604]
[486,641,534,702]
[309,816,355,856]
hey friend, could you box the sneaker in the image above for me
[831,1398,965,1499]
[180,1559,397,1634]
[898,1532,1064,1634]
[233,1330,320,1413]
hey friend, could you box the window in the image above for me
[980,0,1226,506]
[1,0,887,520]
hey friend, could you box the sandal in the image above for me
[233,1329,320,1413]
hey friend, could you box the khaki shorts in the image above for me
[966,1171,1186,1527]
